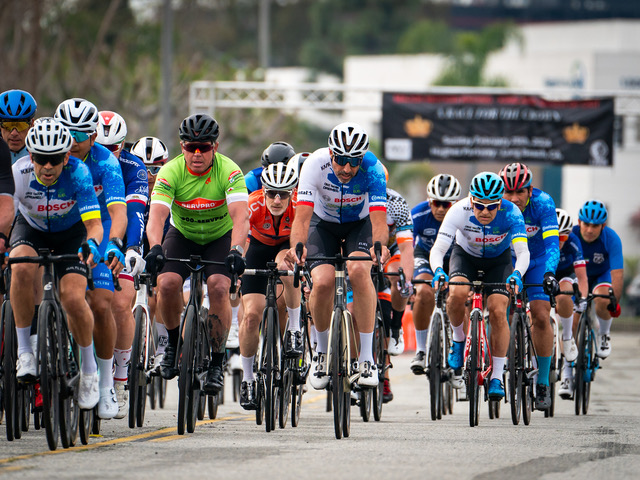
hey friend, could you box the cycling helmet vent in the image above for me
[0,89,37,120]
[25,117,72,155]
[131,136,169,165]
[578,200,608,225]
[469,171,505,201]
[179,114,219,143]
[328,122,369,157]
[499,162,532,191]
[54,98,100,133]
[261,161,298,191]
[427,174,461,201]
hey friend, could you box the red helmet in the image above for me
[499,163,532,191]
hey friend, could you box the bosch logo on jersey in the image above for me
[475,232,508,243]
[334,196,363,203]
[526,225,540,236]
[37,200,75,212]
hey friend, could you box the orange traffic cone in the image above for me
[402,306,416,352]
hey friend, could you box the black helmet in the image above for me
[260,141,295,167]
[179,114,219,143]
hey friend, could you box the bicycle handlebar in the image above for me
[165,255,237,295]
[106,251,122,291]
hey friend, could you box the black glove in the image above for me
[543,272,559,296]
[225,249,245,275]
[144,244,165,276]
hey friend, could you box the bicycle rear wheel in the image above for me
[79,407,92,445]
[38,302,60,450]
[129,306,150,428]
[291,320,310,428]
[522,330,533,426]
[428,313,443,421]
[279,358,293,429]
[508,314,523,425]
[468,311,481,428]
[177,306,197,435]
[331,308,344,439]
[371,310,385,422]
[2,300,21,442]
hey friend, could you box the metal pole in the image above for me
[161,0,174,153]
[258,0,270,69]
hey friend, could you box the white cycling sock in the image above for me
[16,326,32,356]
[231,305,240,326]
[241,355,255,382]
[155,323,168,355]
[97,356,114,389]
[597,316,612,335]
[358,332,374,364]
[491,356,507,381]
[79,344,97,374]
[316,329,329,354]
[559,315,574,340]
[452,323,466,343]
[113,348,131,382]
[287,307,300,331]
[309,325,318,347]
[415,328,428,353]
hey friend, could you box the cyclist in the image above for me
[284,122,389,389]
[0,89,37,163]
[11,118,103,410]
[499,162,560,410]
[55,98,128,419]
[409,173,461,375]
[238,159,301,409]
[145,113,249,395]
[431,172,529,401]
[96,111,149,419]
[573,200,623,358]
[244,141,296,194]
[0,138,14,254]
[554,208,589,399]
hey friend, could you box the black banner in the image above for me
[382,92,614,166]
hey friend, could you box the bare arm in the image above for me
[146,203,170,247]
[611,268,624,302]
[284,204,314,267]
[370,210,389,248]
[107,203,128,240]
[575,265,589,299]
[228,201,249,249]
[0,195,14,254]
[398,239,414,280]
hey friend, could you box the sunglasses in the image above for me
[472,199,501,211]
[147,165,162,175]
[0,121,30,132]
[431,200,452,209]
[70,130,91,143]
[183,142,214,153]
[103,143,123,153]
[32,153,66,167]
[332,154,363,167]
[559,234,569,242]
[265,190,291,200]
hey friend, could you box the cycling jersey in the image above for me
[516,188,559,275]
[297,149,386,223]
[412,200,444,253]
[573,225,623,278]
[556,231,585,274]
[119,149,148,249]
[150,153,248,245]
[248,189,296,246]
[10,146,27,165]
[386,187,413,248]
[0,138,14,196]
[431,197,529,276]
[244,166,263,194]
[13,155,101,232]
[83,143,126,222]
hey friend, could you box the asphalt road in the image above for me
[1,330,639,479]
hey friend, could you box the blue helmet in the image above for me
[469,172,504,201]
[579,200,608,225]
[0,89,37,120]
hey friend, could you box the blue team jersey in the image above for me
[411,200,444,253]
[83,143,126,222]
[572,225,623,278]
[518,188,559,274]
[13,155,101,232]
[244,166,263,194]
[557,231,585,273]
[10,146,28,165]
[119,150,149,248]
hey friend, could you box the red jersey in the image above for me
[248,189,296,246]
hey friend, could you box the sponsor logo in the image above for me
[137,170,147,180]
[334,196,363,203]
[593,253,605,264]
[158,178,171,187]
[228,170,241,183]
[321,162,331,171]
[175,198,226,210]
[526,225,540,236]
[298,190,313,196]
[263,223,271,229]
[475,232,508,243]
[37,201,75,212]
[179,213,228,223]
[94,185,104,196]
[424,228,436,236]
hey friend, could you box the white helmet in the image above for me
[328,122,369,157]
[427,174,461,201]
[25,117,72,155]
[131,136,169,166]
[54,98,100,133]
[556,208,573,234]
[96,111,127,145]
[261,161,298,191]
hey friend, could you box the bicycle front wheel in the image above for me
[574,313,587,416]
[468,311,481,428]
[58,318,79,448]
[129,306,149,428]
[428,313,443,421]
[508,314,524,425]
[177,305,197,435]
[38,302,60,450]
[331,308,345,439]
[2,300,21,442]
[372,309,385,422]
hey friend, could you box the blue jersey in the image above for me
[83,143,126,223]
[297,149,386,223]
[572,225,623,278]
[244,166,263,194]
[10,146,28,165]
[556,231,585,273]
[119,150,149,249]
[411,200,444,253]
[13,156,101,232]
[518,188,559,274]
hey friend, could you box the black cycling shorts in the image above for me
[160,226,231,280]
[448,244,512,297]
[10,214,88,278]
[306,214,372,271]
[241,237,290,295]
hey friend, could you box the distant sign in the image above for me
[382,92,615,166]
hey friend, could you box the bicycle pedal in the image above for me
[526,369,538,380]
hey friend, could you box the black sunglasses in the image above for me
[183,142,214,153]
[472,200,500,211]
[332,154,363,167]
[32,153,66,167]
[431,200,452,209]
[265,190,292,200]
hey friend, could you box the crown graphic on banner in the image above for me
[563,123,589,144]
[404,115,433,138]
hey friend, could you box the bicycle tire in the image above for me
[233,368,242,403]
[522,324,533,426]
[59,320,79,448]
[574,313,588,416]
[79,407,92,445]
[341,311,351,438]
[2,300,20,442]
[38,302,60,450]
[291,321,310,428]
[372,311,385,422]
[177,305,197,435]
[429,313,443,421]
[546,347,558,418]
[581,320,595,415]
[468,311,481,428]
[188,319,208,432]
[331,307,344,439]
[129,306,146,428]
[279,361,293,429]
[508,313,524,425]
[263,306,278,433]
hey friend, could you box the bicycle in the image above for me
[572,284,616,416]
[448,273,506,428]
[295,241,380,439]
[291,273,313,428]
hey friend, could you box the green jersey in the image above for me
[150,153,248,244]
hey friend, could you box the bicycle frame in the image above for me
[465,283,492,387]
